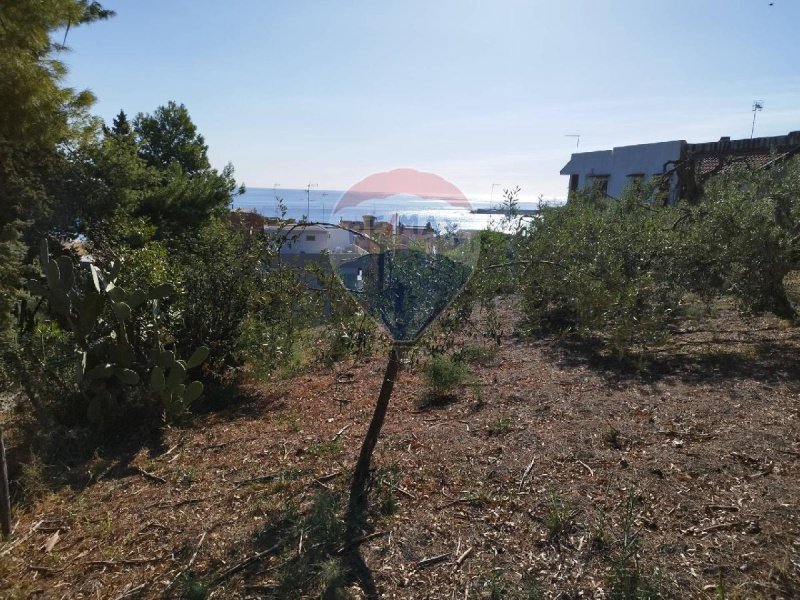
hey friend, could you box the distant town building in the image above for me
[560,131,800,204]
[263,223,358,255]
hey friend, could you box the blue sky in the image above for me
[63,0,800,200]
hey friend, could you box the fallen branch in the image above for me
[112,583,147,600]
[331,424,352,442]
[0,519,44,556]
[518,458,535,491]
[27,563,64,574]
[436,498,470,510]
[454,547,473,570]
[576,460,594,477]
[210,540,287,587]
[133,466,166,484]
[415,553,450,569]
[316,470,342,483]
[336,530,388,554]
[163,531,207,592]
[393,485,415,500]
[234,472,280,486]
[86,557,163,568]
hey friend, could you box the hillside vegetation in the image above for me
[2,3,800,598]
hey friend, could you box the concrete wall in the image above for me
[561,140,684,202]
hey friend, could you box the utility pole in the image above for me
[751,101,763,139]
[490,183,500,206]
[306,182,318,221]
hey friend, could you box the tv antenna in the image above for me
[565,134,581,149]
[306,182,318,221]
[750,101,763,139]
[490,183,500,205]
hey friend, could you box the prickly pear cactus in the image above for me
[27,240,209,424]
[149,346,209,419]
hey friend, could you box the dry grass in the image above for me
[1,303,799,598]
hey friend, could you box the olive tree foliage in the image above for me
[518,186,683,353]
[514,156,800,354]
[675,158,800,319]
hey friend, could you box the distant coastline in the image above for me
[233,187,561,231]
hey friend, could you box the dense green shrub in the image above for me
[513,156,800,353]
[518,187,682,353]
[14,241,208,427]
[676,158,800,318]
[421,355,468,404]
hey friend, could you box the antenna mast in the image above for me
[565,134,581,149]
[751,101,763,139]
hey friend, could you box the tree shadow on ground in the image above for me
[5,413,171,508]
[540,332,800,387]
[193,487,378,599]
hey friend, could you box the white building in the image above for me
[264,223,357,255]
[560,131,800,205]
[560,140,683,203]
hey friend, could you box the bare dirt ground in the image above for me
[1,303,799,599]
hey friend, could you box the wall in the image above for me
[561,140,684,201]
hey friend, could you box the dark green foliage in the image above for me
[19,240,208,425]
[516,157,800,354]
[171,219,267,370]
[519,187,681,353]
[0,0,112,350]
[607,493,663,600]
[676,159,800,318]
[420,355,468,404]
[134,101,210,173]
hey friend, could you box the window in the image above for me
[586,175,609,195]
[305,234,316,241]
[627,173,644,185]
[569,174,579,192]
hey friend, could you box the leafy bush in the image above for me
[16,240,208,427]
[420,355,468,404]
[676,159,800,318]
[518,187,682,353]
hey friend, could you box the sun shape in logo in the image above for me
[332,168,472,215]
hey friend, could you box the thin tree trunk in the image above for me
[345,345,401,540]
[0,428,11,539]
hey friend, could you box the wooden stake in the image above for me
[345,345,402,542]
[0,428,11,539]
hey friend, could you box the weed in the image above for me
[588,516,612,554]
[305,491,344,553]
[271,410,303,432]
[458,343,497,365]
[371,464,400,517]
[308,438,343,459]
[471,383,486,409]
[487,570,507,599]
[179,466,200,485]
[467,488,493,507]
[275,491,347,598]
[604,425,626,450]
[18,453,48,500]
[181,576,208,600]
[543,491,574,540]
[487,414,513,435]
[607,491,663,600]
[521,573,544,600]
[420,355,468,405]
[319,557,348,599]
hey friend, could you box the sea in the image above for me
[233,187,565,232]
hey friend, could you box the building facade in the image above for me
[560,131,800,204]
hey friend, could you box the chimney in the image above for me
[719,136,730,143]
[362,215,376,237]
